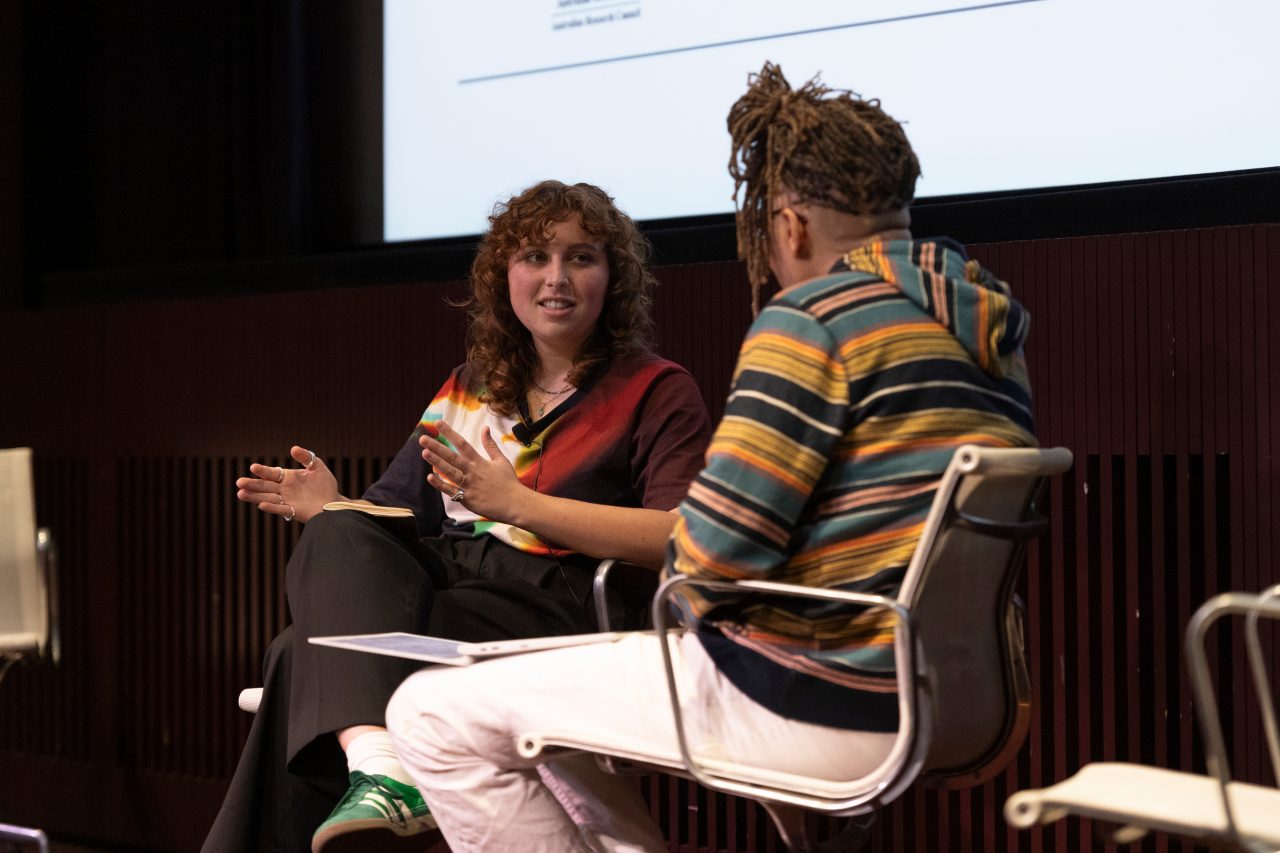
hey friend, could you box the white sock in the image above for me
[344,730,416,787]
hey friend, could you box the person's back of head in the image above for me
[728,62,921,304]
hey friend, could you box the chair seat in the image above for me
[518,729,902,803]
[1004,762,1280,846]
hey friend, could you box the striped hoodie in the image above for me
[668,237,1035,731]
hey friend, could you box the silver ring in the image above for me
[277,493,285,504]
[305,450,316,469]
[275,467,286,484]
[458,473,467,486]
[449,488,466,503]
[283,505,296,522]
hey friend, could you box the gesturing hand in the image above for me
[235,445,339,523]
[420,422,525,523]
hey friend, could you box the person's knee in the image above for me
[388,671,438,733]
[385,671,449,766]
[285,510,388,594]
[294,505,367,546]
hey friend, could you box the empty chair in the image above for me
[1005,585,1280,852]
[0,446,59,681]
[0,447,59,853]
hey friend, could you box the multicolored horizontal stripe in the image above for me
[668,238,1035,722]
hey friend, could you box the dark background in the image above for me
[1,2,1278,852]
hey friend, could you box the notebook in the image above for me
[307,630,627,666]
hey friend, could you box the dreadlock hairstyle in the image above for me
[727,61,921,311]
[465,180,657,417]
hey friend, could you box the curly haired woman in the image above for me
[204,180,712,852]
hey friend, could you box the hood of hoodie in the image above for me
[838,237,1029,380]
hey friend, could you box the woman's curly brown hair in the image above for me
[464,180,657,417]
[728,61,921,311]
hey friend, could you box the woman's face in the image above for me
[507,216,609,363]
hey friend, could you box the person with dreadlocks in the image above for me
[383,62,1036,852]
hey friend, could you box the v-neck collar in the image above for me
[512,361,606,445]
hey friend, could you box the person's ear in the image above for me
[779,207,810,260]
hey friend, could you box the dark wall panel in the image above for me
[0,225,1277,851]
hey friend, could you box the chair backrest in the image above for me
[638,444,1072,816]
[1184,584,1280,844]
[897,445,1073,787]
[0,448,54,663]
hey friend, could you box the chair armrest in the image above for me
[649,573,925,814]
[238,687,264,714]
[592,559,618,631]
[592,558,659,632]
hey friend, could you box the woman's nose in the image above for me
[545,258,570,286]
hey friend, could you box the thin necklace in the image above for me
[530,379,572,418]
[531,377,572,395]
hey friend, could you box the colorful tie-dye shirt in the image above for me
[364,354,712,555]
[667,238,1036,731]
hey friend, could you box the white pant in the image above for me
[385,631,897,853]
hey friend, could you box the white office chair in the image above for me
[517,444,1073,851]
[1005,585,1280,851]
[0,448,59,681]
[0,447,60,853]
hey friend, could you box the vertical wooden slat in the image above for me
[1174,237,1197,789]
[194,455,209,777]
[1077,247,1098,849]
[1122,236,1143,774]
[1228,226,1256,784]
[1257,226,1278,789]
[1092,239,1114,788]
[1151,236,1173,853]
[1039,239,1065,853]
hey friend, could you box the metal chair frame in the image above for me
[0,527,58,685]
[1005,584,1280,852]
[1189,586,1280,849]
[521,444,1072,850]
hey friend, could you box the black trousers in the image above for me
[202,511,598,853]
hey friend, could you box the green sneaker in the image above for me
[311,771,440,853]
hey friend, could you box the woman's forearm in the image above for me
[507,494,677,570]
